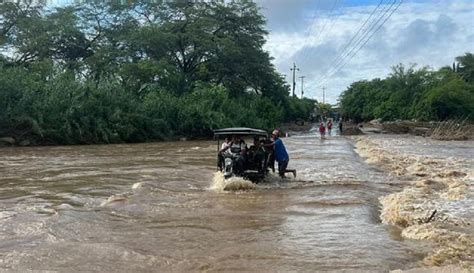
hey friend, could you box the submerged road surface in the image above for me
[0,134,430,272]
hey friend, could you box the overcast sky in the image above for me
[256,0,474,104]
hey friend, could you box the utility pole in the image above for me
[290,63,299,97]
[299,76,305,99]
[322,86,326,104]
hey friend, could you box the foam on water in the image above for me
[132,182,143,189]
[402,223,474,267]
[354,136,474,268]
[55,203,75,210]
[100,194,128,206]
[209,172,256,192]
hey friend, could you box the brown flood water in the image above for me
[0,134,431,272]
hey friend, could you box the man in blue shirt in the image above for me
[267,129,296,178]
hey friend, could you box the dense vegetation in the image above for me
[339,53,474,122]
[0,1,315,145]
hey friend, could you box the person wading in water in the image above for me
[266,129,296,178]
[319,122,326,139]
[327,119,333,136]
[338,118,343,135]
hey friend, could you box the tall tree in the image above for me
[455,52,474,83]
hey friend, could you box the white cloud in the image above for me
[261,0,474,104]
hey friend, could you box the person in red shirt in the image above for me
[327,120,333,135]
[319,122,326,139]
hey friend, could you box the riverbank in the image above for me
[354,135,473,269]
[358,120,474,140]
[0,120,315,148]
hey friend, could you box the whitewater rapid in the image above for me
[354,135,473,268]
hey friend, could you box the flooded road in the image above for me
[0,135,440,272]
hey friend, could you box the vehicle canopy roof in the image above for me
[213,127,268,137]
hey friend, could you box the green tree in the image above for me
[0,1,315,145]
[339,54,474,122]
[456,52,474,83]
[420,73,474,120]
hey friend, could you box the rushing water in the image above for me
[1,134,457,272]
[355,135,473,269]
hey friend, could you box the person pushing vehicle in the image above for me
[266,129,296,178]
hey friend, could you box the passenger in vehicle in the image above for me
[247,137,266,171]
[217,136,231,171]
[229,135,247,174]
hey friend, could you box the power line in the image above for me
[305,0,402,96]
[303,0,385,98]
[318,0,397,85]
[327,0,385,70]
[310,0,389,89]
[316,0,403,88]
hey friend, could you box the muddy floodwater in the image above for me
[1,134,472,272]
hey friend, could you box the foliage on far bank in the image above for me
[339,53,474,122]
[0,1,315,145]
[0,73,286,144]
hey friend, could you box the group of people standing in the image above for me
[318,118,343,139]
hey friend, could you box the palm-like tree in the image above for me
[455,52,474,83]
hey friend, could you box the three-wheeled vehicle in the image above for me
[214,127,274,182]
